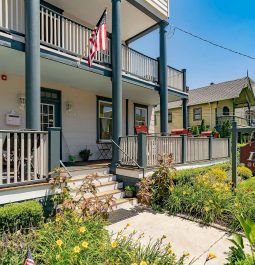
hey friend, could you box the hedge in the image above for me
[0,201,43,233]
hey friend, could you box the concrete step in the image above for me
[68,173,116,188]
[112,198,138,211]
[62,167,110,178]
[73,189,125,201]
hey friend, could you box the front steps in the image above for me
[67,167,138,211]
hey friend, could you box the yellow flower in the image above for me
[56,239,63,247]
[169,187,174,192]
[82,241,89,249]
[74,246,81,253]
[56,217,61,222]
[167,248,173,254]
[126,223,131,227]
[204,206,210,213]
[131,263,138,265]
[79,226,86,233]
[111,241,118,248]
[43,223,49,229]
[122,235,127,240]
[140,262,148,265]
[56,254,61,260]
[183,251,190,257]
[207,252,216,260]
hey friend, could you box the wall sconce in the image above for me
[66,101,72,112]
[18,94,25,110]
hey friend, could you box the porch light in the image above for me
[66,101,72,112]
[18,94,25,110]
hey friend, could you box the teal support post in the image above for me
[159,21,168,136]
[137,133,147,168]
[111,0,122,170]
[232,121,238,188]
[48,127,61,172]
[182,69,188,129]
[25,0,41,130]
[208,135,213,160]
[181,134,187,164]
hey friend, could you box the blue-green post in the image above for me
[181,134,187,164]
[232,121,237,188]
[182,69,188,129]
[111,0,122,169]
[48,127,61,172]
[25,0,41,130]
[137,133,147,168]
[208,135,213,160]
[159,21,168,135]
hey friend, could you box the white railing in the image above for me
[0,0,25,33]
[119,136,138,166]
[122,45,158,83]
[147,135,182,166]
[167,66,184,91]
[0,130,48,186]
[187,137,209,162]
[212,138,229,159]
[40,5,111,64]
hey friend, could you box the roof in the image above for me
[163,76,255,110]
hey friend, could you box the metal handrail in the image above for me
[60,160,73,179]
[111,139,145,178]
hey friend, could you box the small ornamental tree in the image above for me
[200,119,206,133]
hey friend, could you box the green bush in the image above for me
[0,201,43,233]
[0,215,188,265]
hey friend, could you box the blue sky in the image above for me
[131,0,255,89]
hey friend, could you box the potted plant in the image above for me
[124,185,136,198]
[79,148,92,162]
[68,155,76,163]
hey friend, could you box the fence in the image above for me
[119,135,230,167]
[0,130,48,186]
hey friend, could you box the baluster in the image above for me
[21,133,24,182]
[0,0,2,28]
[54,13,57,46]
[10,0,13,29]
[41,7,44,42]
[15,0,18,31]
[57,15,60,47]
[40,133,43,178]
[27,133,31,181]
[62,17,65,49]
[45,9,48,43]
[0,133,2,185]
[14,133,17,183]
[7,133,10,184]
[69,20,72,52]
[34,133,37,180]
[4,0,8,28]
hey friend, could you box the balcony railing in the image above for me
[0,2,185,91]
[216,115,250,127]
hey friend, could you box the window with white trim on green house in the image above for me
[98,100,112,141]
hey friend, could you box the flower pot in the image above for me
[125,190,134,198]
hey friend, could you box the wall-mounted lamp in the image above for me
[66,101,72,112]
[18,94,25,110]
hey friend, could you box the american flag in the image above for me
[23,248,35,265]
[87,9,107,66]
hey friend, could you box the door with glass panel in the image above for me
[41,103,55,131]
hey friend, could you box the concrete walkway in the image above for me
[107,210,234,265]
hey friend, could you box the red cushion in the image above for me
[135,125,148,134]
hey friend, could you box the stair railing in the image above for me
[60,160,73,178]
[111,139,145,178]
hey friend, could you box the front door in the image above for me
[40,88,61,131]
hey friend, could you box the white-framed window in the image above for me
[193,107,202,121]
[168,112,172,123]
[98,100,112,141]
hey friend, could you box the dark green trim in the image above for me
[96,96,112,143]
[125,22,160,45]
[168,89,189,99]
[208,135,213,160]
[40,0,63,14]
[231,121,238,188]
[0,35,25,51]
[126,0,162,22]
[182,98,188,129]
[134,103,149,134]
[126,99,129,136]
[181,134,187,163]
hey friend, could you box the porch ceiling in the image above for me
[46,0,157,42]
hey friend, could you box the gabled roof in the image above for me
[165,76,255,110]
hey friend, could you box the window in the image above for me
[134,105,148,126]
[193,108,202,121]
[223,106,230,116]
[168,112,172,123]
[98,100,112,141]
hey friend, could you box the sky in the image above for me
[130,0,255,89]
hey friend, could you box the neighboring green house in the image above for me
[155,76,255,132]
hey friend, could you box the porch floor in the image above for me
[64,160,111,172]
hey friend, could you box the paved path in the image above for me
[107,210,234,265]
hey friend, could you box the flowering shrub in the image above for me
[237,166,253,180]
[0,215,188,265]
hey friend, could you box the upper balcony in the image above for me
[0,0,185,94]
